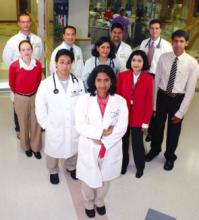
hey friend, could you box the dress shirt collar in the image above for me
[63,42,74,49]
[171,51,186,61]
[19,31,31,39]
[19,57,36,70]
[150,36,160,47]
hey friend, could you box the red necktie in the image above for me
[99,144,106,158]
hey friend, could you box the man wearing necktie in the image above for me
[49,25,84,78]
[140,19,172,142]
[145,30,199,171]
[2,13,43,139]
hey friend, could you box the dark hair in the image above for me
[18,40,33,51]
[111,23,124,32]
[87,65,116,96]
[126,50,149,71]
[63,25,76,34]
[149,19,161,28]
[18,13,31,22]
[171,29,189,41]
[92,36,116,59]
[55,49,74,63]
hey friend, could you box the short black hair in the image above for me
[55,49,74,63]
[111,23,124,32]
[126,50,149,71]
[63,25,76,34]
[18,40,33,51]
[92,36,116,59]
[87,65,116,96]
[171,29,189,41]
[149,19,161,28]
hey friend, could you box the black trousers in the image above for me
[151,90,184,161]
[14,108,20,132]
[122,127,145,171]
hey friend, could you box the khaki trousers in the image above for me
[14,94,42,152]
[46,154,77,174]
[81,181,109,209]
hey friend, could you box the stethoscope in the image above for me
[95,57,115,69]
[145,37,162,49]
[53,72,79,94]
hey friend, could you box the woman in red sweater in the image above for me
[9,40,42,159]
[117,50,153,178]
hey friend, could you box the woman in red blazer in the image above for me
[117,50,153,178]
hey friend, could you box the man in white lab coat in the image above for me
[110,23,132,71]
[140,19,172,142]
[49,25,84,78]
[2,13,43,139]
[36,49,85,184]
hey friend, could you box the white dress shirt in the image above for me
[2,31,43,67]
[154,51,199,119]
[140,37,172,74]
[49,42,84,78]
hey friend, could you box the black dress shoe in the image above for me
[164,160,174,171]
[33,151,42,159]
[67,169,78,180]
[145,134,151,142]
[96,206,106,215]
[85,209,95,218]
[50,173,59,184]
[121,158,129,175]
[121,165,128,175]
[25,149,32,157]
[145,151,159,162]
[135,170,143,178]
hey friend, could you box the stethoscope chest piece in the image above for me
[53,88,59,94]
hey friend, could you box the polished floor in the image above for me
[0,90,199,220]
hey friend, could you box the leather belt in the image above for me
[16,91,36,97]
[159,88,184,98]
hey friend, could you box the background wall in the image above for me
[68,0,89,38]
[0,0,17,21]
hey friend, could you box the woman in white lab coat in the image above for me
[75,65,128,218]
[35,49,84,184]
[82,36,121,89]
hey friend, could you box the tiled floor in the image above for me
[0,90,199,220]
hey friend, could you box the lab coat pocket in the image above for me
[45,126,64,151]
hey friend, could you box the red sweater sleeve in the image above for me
[9,63,16,93]
[36,60,42,87]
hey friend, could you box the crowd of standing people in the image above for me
[2,12,199,218]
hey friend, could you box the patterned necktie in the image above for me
[147,41,155,65]
[26,35,30,42]
[166,57,178,93]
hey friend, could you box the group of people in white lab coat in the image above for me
[3,13,199,218]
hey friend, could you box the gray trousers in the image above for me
[46,154,77,174]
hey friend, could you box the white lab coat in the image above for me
[2,31,43,67]
[75,93,128,188]
[116,41,132,71]
[140,37,172,74]
[49,42,84,78]
[35,73,85,158]
[82,56,121,88]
